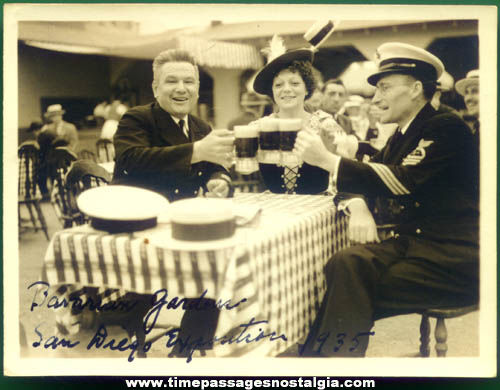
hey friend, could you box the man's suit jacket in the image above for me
[113,102,229,202]
[337,103,479,245]
[43,120,79,152]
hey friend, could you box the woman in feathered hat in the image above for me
[252,35,358,194]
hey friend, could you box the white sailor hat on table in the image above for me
[455,69,479,96]
[77,185,170,233]
[367,42,444,86]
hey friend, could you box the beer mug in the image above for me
[279,118,302,166]
[257,117,281,164]
[234,125,259,174]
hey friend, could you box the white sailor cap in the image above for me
[367,42,444,86]
[455,69,479,96]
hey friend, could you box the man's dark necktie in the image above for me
[179,119,189,139]
[387,127,402,150]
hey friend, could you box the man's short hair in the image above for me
[322,78,347,93]
[402,74,437,101]
[152,49,199,83]
[420,81,438,100]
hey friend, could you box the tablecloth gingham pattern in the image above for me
[215,193,348,356]
[41,192,349,356]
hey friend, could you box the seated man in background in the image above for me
[26,119,51,198]
[294,42,479,357]
[320,78,355,136]
[112,48,234,358]
[42,104,79,152]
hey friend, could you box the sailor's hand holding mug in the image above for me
[319,118,358,159]
[293,127,333,170]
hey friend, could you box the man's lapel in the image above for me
[187,115,208,142]
[152,103,190,145]
[383,103,436,164]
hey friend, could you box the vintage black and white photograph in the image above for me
[4,3,497,378]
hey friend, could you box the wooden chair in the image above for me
[53,285,154,359]
[346,222,479,358]
[96,138,115,163]
[419,304,479,357]
[64,160,112,225]
[78,149,97,162]
[48,147,78,228]
[18,141,49,240]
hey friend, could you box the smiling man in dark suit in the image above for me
[112,49,235,358]
[113,49,234,202]
[294,42,479,357]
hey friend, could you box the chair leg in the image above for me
[33,200,50,241]
[434,317,448,357]
[25,202,39,232]
[419,314,431,357]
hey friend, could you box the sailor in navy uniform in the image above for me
[294,42,479,357]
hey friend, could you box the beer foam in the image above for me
[258,117,280,132]
[234,125,258,138]
[278,118,303,131]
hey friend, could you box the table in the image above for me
[41,192,349,357]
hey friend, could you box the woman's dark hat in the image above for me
[253,49,313,97]
[253,35,313,97]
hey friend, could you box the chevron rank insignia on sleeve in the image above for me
[402,139,434,166]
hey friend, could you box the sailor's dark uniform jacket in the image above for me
[336,103,479,245]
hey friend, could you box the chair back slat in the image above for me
[78,149,97,162]
[18,141,41,199]
[64,160,112,226]
[47,147,78,227]
[96,138,115,163]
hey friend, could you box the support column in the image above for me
[205,68,244,129]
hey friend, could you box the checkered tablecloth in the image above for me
[41,192,348,357]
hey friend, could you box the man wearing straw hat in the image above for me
[294,42,479,357]
[42,104,79,152]
[455,69,480,134]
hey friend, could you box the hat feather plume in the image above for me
[261,34,287,63]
